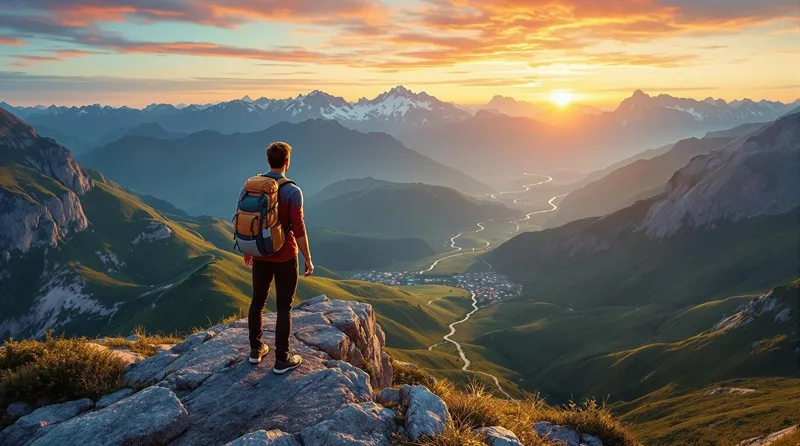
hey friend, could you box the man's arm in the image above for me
[290,188,313,276]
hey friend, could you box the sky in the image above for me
[0,0,798,108]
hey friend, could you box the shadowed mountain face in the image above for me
[307,180,522,239]
[486,112,800,309]
[80,119,489,217]
[548,135,737,227]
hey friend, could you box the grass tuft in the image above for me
[0,333,127,410]
[392,360,638,446]
[99,327,182,358]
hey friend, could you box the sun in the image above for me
[549,90,576,108]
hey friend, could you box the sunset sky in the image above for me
[0,0,797,108]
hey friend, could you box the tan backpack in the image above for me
[233,175,294,257]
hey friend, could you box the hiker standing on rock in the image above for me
[233,141,314,373]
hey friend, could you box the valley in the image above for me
[1,91,798,445]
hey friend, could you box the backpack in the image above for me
[233,175,295,257]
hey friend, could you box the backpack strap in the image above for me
[277,177,295,188]
[275,177,296,230]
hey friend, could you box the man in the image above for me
[243,141,314,373]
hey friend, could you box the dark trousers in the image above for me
[249,257,298,362]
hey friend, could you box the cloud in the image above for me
[0,0,794,72]
[3,0,386,28]
[11,50,98,67]
[0,36,25,46]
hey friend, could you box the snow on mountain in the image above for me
[7,88,798,143]
[616,90,796,126]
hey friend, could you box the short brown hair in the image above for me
[266,141,292,168]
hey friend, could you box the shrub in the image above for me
[0,333,127,409]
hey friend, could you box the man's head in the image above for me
[266,141,292,171]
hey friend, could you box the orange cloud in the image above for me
[1,0,795,73]
[11,50,97,67]
[0,36,25,46]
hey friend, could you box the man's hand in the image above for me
[243,254,253,267]
[303,257,314,277]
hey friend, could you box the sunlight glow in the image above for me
[549,90,576,108]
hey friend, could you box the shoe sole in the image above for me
[273,361,302,374]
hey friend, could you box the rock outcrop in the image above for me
[0,108,93,256]
[0,297,463,445]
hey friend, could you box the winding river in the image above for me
[420,174,571,398]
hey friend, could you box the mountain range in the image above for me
[399,91,800,180]
[0,86,469,147]
[79,119,488,216]
[3,88,796,173]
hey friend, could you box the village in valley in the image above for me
[349,271,523,304]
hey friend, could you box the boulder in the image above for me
[226,429,301,446]
[474,426,523,446]
[28,387,188,446]
[375,388,401,406]
[401,384,451,440]
[95,388,134,409]
[0,398,93,446]
[300,402,396,446]
[532,421,581,446]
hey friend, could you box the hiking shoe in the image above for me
[273,354,302,374]
[249,345,269,364]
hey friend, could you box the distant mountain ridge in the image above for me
[4,89,795,159]
[399,92,799,180]
[1,86,470,143]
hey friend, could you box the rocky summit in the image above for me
[0,297,456,446]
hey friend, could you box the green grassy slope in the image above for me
[618,377,800,446]
[456,281,798,410]
[307,182,520,240]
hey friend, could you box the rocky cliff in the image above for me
[0,297,454,446]
[639,112,800,238]
[0,108,93,257]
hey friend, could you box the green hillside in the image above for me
[307,181,521,239]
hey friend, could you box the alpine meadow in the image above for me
[0,1,798,445]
